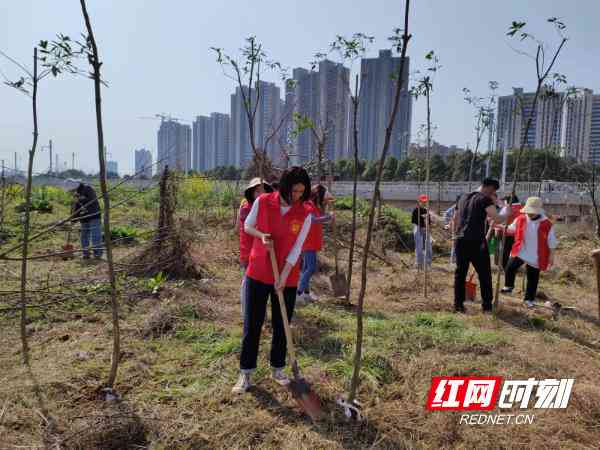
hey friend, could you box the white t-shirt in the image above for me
[508,214,558,268]
[245,197,311,266]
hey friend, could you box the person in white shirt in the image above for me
[501,197,558,307]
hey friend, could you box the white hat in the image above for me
[520,197,544,215]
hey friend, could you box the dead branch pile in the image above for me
[127,167,203,279]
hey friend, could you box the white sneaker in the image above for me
[307,291,319,302]
[525,300,535,308]
[231,372,252,394]
[271,368,290,386]
[296,294,308,307]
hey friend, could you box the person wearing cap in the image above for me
[501,197,558,307]
[412,194,433,269]
[232,166,313,394]
[297,184,335,305]
[68,180,103,261]
[238,178,273,315]
[454,178,511,313]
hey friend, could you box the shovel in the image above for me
[268,247,323,421]
[329,215,347,298]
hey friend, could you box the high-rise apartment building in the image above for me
[134,148,152,178]
[358,50,412,160]
[192,115,210,171]
[208,112,231,169]
[561,89,593,162]
[230,81,282,168]
[157,120,191,173]
[496,87,593,163]
[287,60,350,165]
[107,160,119,177]
[590,95,600,165]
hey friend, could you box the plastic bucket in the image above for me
[465,273,476,301]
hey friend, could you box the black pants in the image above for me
[501,235,515,271]
[240,277,296,371]
[504,257,540,301]
[454,239,493,310]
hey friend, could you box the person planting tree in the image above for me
[237,177,273,315]
[232,166,313,394]
[501,197,558,307]
[297,184,335,306]
[67,179,103,262]
[412,194,433,269]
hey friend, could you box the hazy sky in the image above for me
[1,0,599,175]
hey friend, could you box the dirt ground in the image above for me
[1,208,599,450]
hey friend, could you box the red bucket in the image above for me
[465,273,476,301]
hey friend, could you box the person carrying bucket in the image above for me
[501,197,558,307]
[297,184,335,306]
[232,166,313,394]
[412,194,432,269]
[238,178,273,316]
[453,179,511,313]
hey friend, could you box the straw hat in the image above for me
[244,177,271,198]
[520,196,544,215]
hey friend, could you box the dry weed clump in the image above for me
[127,168,204,279]
[62,403,147,450]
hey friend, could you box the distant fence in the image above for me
[330,181,594,206]
[6,175,596,206]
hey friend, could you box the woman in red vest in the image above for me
[238,178,272,315]
[297,184,334,305]
[500,197,558,307]
[232,166,313,394]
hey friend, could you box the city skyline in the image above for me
[2,1,600,174]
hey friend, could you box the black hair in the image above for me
[502,193,519,204]
[454,194,462,206]
[271,181,280,191]
[482,178,500,190]
[279,166,311,204]
[311,184,327,209]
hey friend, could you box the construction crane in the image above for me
[139,113,190,123]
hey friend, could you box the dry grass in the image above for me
[1,208,600,449]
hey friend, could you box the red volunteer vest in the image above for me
[239,201,253,264]
[303,202,323,252]
[246,192,311,287]
[510,215,553,271]
[493,203,522,236]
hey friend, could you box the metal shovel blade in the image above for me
[289,376,323,421]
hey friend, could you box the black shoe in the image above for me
[454,305,466,314]
[500,287,513,294]
[482,307,493,314]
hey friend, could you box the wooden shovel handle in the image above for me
[268,247,298,363]
[591,249,600,320]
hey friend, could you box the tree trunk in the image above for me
[493,80,543,311]
[348,0,411,403]
[346,76,360,304]
[424,89,432,298]
[18,48,39,365]
[80,0,120,389]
